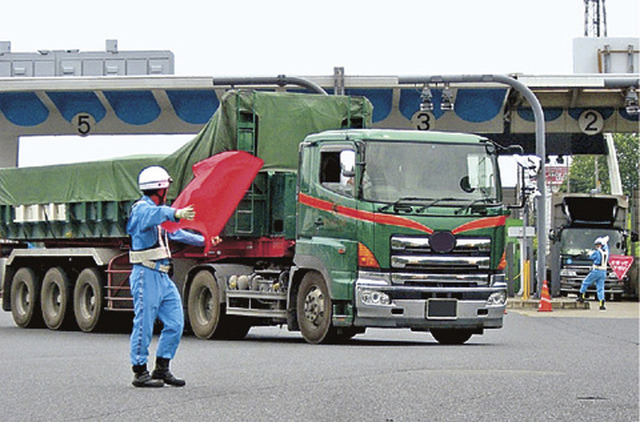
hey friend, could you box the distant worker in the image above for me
[576,236,609,311]
[127,165,206,388]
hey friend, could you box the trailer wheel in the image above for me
[41,267,74,330]
[73,268,104,332]
[430,329,474,345]
[296,272,335,344]
[187,270,221,339]
[10,267,43,328]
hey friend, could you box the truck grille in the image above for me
[390,234,491,272]
[560,264,623,291]
[390,272,491,288]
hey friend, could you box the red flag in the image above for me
[609,254,634,280]
[162,151,263,253]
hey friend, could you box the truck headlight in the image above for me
[560,269,577,277]
[360,289,391,305]
[487,291,506,306]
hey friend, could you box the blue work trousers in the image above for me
[129,265,184,366]
[579,269,606,302]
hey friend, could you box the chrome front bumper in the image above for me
[352,272,507,330]
[559,266,625,295]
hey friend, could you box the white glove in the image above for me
[175,205,196,220]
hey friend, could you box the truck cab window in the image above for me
[320,149,355,197]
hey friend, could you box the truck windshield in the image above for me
[361,141,499,205]
[560,228,625,256]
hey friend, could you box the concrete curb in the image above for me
[507,298,590,310]
[506,299,639,318]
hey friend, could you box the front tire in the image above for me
[73,268,104,332]
[296,272,335,344]
[41,267,75,330]
[10,267,43,328]
[430,329,474,345]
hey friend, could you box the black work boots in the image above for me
[132,364,163,388]
[132,358,185,388]
[151,357,186,387]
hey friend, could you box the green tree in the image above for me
[563,133,639,196]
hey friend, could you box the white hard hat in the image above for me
[594,236,609,245]
[138,166,172,191]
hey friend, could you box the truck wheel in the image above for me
[188,270,221,339]
[10,267,43,328]
[41,267,74,330]
[73,268,104,332]
[430,329,474,345]
[296,272,335,344]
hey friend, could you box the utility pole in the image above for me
[584,0,608,37]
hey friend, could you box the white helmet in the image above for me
[138,166,173,191]
[594,236,609,245]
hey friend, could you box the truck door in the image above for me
[297,142,360,291]
[298,143,359,241]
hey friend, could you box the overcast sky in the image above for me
[2,0,639,167]
[4,0,638,76]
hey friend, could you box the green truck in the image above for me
[0,90,508,344]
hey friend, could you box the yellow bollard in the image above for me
[522,260,530,302]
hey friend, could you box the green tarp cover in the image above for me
[0,91,372,206]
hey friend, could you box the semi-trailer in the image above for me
[1,90,508,344]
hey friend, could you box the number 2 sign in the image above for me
[578,109,604,135]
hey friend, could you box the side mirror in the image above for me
[507,164,526,209]
[548,229,557,242]
[340,150,356,178]
[632,232,639,242]
[459,176,475,193]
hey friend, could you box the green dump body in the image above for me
[0,91,372,241]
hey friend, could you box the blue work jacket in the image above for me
[127,196,204,252]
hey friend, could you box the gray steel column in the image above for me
[0,134,18,167]
[398,74,547,297]
[604,133,623,195]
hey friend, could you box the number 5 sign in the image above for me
[73,113,95,136]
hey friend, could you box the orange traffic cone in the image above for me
[537,280,553,312]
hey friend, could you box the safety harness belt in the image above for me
[130,226,172,273]
[593,248,608,271]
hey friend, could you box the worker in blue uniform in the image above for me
[576,236,609,311]
[127,165,205,388]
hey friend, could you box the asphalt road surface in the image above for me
[0,304,637,422]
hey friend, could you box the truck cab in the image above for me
[293,129,508,344]
[549,194,631,300]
